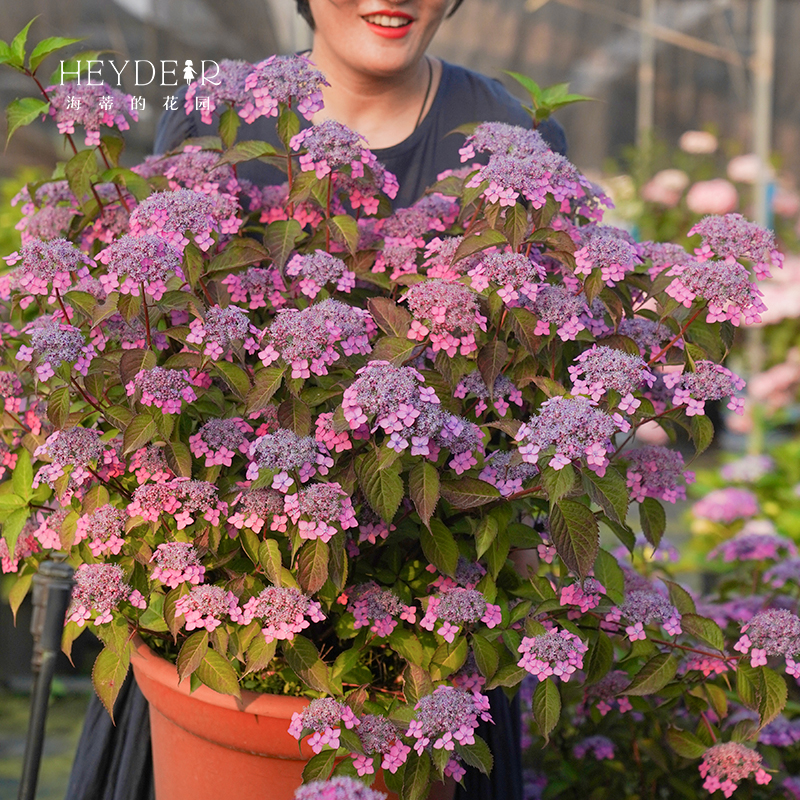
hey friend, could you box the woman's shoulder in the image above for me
[435,61,567,156]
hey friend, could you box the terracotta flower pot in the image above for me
[131,636,396,800]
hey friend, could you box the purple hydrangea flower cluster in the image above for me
[454,370,523,416]
[578,671,633,717]
[573,735,616,761]
[0,526,39,574]
[467,251,546,304]
[719,454,774,483]
[420,588,502,642]
[529,284,588,341]
[125,367,197,414]
[127,479,228,529]
[17,316,96,380]
[698,742,771,797]
[479,451,539,497]
[259,299,375,379]
[294,776,386,800]
[74,504,126,557]
[46,82,138,145]
[709,523,797,562]
[4,238,94,300]
[624,445,695,503]
[765,557,800,589]
[128,446,173,485]
[32,508,69,550]
[407,686,492,753]
[573,225,642,286]
[246,429,333,489]
[284,482,357,542]
[95,235,184,301]
[185,305,260,360]
[174,585,240,632]
[347,583,415,637]
[734,609,800,674]
[568,344,655,410]
[222,265,287,311]
[515,395,626,475]
[144,146,240,195]
[149,542,205,588]
[189,418,254,467]
[560,577,606,614]
[758,715,800,747]
[227,487,287,534]
[640,241,693,279]
[32,427,106,495]
[352,714,410,776]
[459,122,547,160]
[236,585,325,642]
[517,627,589,681]
[182,59,254,124]
[288,697,360,754]
[67,563,144,627]
[608,589,682,640]
[376,194,459,247]
[663,360,746,416]
[617,317,677,362]
[285,251,356,298]
[692,487,759,523]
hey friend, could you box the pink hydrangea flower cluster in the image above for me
[185,305,259,360]
[719,454,774,483]
[127,479,228,529]
[237,586,325,642]
[454,370,523,416]
[125,367,197,414]
[467,251,546,304]
[149,542,205,588]
[45,82,138,145]
[4,238,93,301]
[479,450,539,497]
[698,742,771,797]
[709,525,797,562]
[182,59,254,124]
[573,225,642,286]
[246,429,333,488]
[32,427,106,496]
[421,236,477,281]
[129,189,240,252]
[663,360,745,416]
[142,147,241,195]
[351,714,410,776]
[285,251,356,298]
[765,557,800,589]
[16,316,96,380]
[560,577,606,614]
[95,235,184,301]
[617,317,677,362]
[624,446,695,503]
[288,697,360,754]
[403,279,487,356]
[0,371,23,414]
[93,314,169,352]
[692,487,759,523]
[578,671,633,717]
[372,244,418,281]
[174,585,240,632]
[32,508,69,549]
[734,609,800,674]
[222,265,287,311]
[377,194,459,247]
[0,526,39,573]
[573,735,616,761]
[458,122,547,161]
[74,504,126,557]
[528,284,588,341]
[346,582,416,636]
[640,240,694,279]
[189,418,254,467]
[515,395,626,475]
[284,482,357,542]
[517,627,589,681]
[420,588,502,642]
[128,445,173,484]
[11,181,80,244]
[568,344,655,410]
[226,487,287,534]
[407,686,492,754]
[257,183,325,228]
[294,776,386,800]
[259,299,375,378]
[241,54,328,122]
[608,589,682,640]
[67,564,144,627]
[690,213,783,279]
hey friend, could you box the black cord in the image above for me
[413,55,433,131]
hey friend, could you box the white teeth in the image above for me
[364,14,411,27]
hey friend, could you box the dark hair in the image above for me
[295,0,464,31]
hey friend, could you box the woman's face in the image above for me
[308,0,450,80]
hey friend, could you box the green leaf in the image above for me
[284,636,330,693]
[166,441,192,479]
[485,663,526,690]
[420,519,459,577]
[65,148,99,202]
[246,366,284,415]
[665,728,707,760]
[736,662,760,711]
[303,750,336,783]
[758,667,787,728]
[680,614,725,652]
[453,226,508,261]
[123,414,157,455]
[327,215,359,255]
[244,635,277,675]
[278,396,312,436]
[532,679,561,743]
[404,664,434,705]
[119,348,157,387]
[541,464,576,502]
[549,499,599,579]
[585,467,629,525]
[388,628,424,664]
[402,751,431,800]
[176,630,209,680]
[28,35,82,73]
[206,237,269,274]
[218,107,240,149]
[456,737,493,775]
[277,107,300,148]
[623,653,678,696]
[259,539,283,585]
[367,297,412,338]
[474,515,499,559]
[485,526,510,579]
[508,307,542,356]
[664,580,697,615]
[12,449,33,502]
[10,18,37,66]
[104,404,133,431]
[584,630,614,684]
[439,478,500,510]
[263,219,303,269]
[503,203,529,251]
[215,140,279,166]
[592,549,624,604]
[213,361,251,401]
[356,451,403,522]
[0,495,27,512]
[297,539,329,593]
[6,97,49,145]
[477,341,508,396]
[98,167,151,201]
[731,719,758,743]
[409,462,439,527]
[691,414,715,456]
[2,508,30,555]
[639,497,666,548]
[471,635,499,679]
[47,386,71,430]
[195,648,241,698]
[92,645,132,721]
[369,336,420,366]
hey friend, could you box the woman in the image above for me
[66,3,565,799]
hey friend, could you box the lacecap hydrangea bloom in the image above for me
[734,609,800,674]
[407,686,492,754]
[67,564,145,627]
[420,588,502,642]
[351,714,411,776]
[174,585,240,632]
[293,776,386,800]
[46,82,138,145]
[288,697,360,754]
[517,627,589,681]
[698,742,771,797]
[346,582,416,637]
[149,542,205,588]
[236,585,325,642]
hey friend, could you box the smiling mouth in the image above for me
[362,13,413,28]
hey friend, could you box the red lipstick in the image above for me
[362,10,414,39]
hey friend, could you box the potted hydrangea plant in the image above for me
[1,19,794,800]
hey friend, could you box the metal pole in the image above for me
[17,559,74,800]
[636,0,657,176]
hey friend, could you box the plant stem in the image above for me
[140,283,154,350]
[647,303,707,366]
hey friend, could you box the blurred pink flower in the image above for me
[686,179,738,215]
[679,130,718,154]
[773,185,800,218]
[727,154,771,185]
[642,169,690,207]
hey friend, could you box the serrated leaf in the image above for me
[206,237,269,275]
[46,386,71,429]
[367,297,412,338]
[213,361,251,401]
[303,750,336,783]
[533,679,561,743]
[244,635,277,675]
[119,349,157,387]
[369,336,420,366]
[409,462,439,527]
[471,635,499,679]
[639,497,666,548]
[541,464,576,501]
[278,396,311,436]
[585,467,629,524]
[297,539,329,594]
[98,167,151,201]
[666,728,707,759]
[195,648,241,698]
[691,414,715,456]
[0,495,27,512]
[327,215,359,255]
[457,736,493,775]
[477,341,508,396]
[592,549,624,603]
[681,614,725,651]
[176,630,209,680]
[474,515,499,559]
[420,519,459,577]
[263,219,303,269]
[259,539,283,585]
[284,636,330,693]
[2,508,30,557]
[549,499,599,579]
[356,451,403,522]
[737,662,760,711]
[402,751,431,800]
[28,35,83,72]
[665,580,697,615]
[92,645,131,721]
[246,366,284,415]
[12,448,33,502]
[404,664,434,705]
[453,226,508,261]
[758,667,787,728]
[623,653,678,696]
[215,140,279,166]
[508,307,542,356]
[6,97,49,145]
[439,478,500,510]
[218,107,240,150]
[485,663,526,690]
[122,414,157,455]
[65,148,99,202]
[104,404,133,431]
[584,630,614,684]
